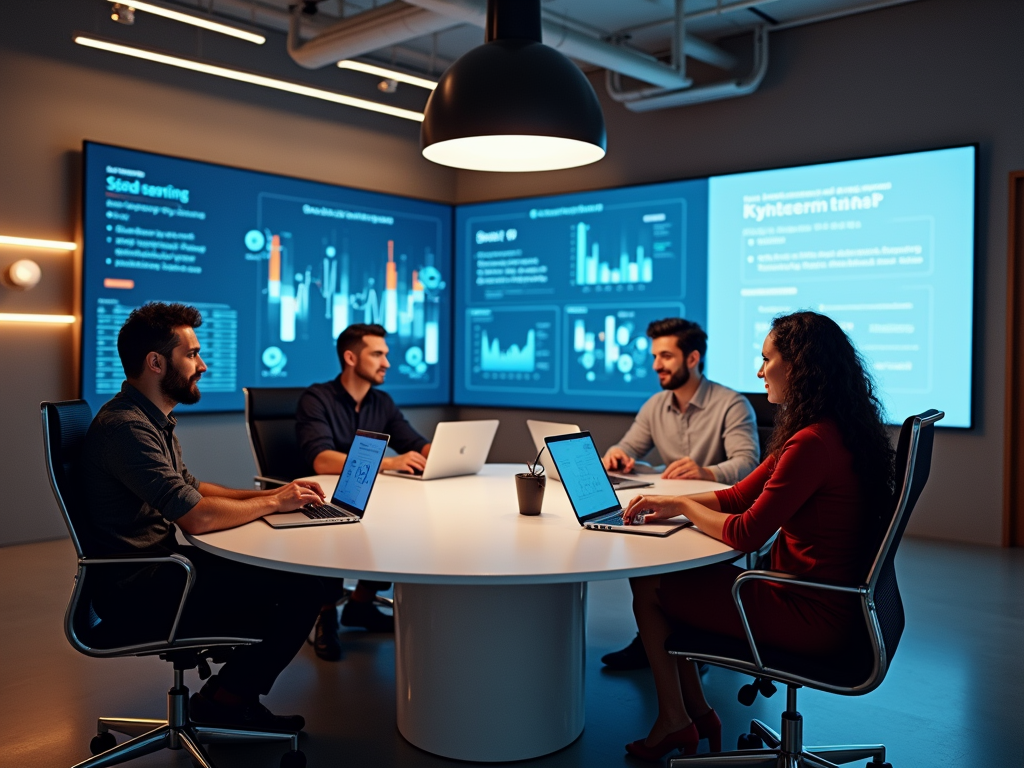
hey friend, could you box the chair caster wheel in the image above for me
[90,732,117,755]
[737,733,763,750]
[281,749,306,768]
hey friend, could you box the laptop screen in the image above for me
[331,431,389,516]
[545,432,621,521]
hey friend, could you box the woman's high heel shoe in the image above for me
[692,708,722,753]
[625,722,699,761]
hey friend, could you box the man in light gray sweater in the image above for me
[601,317,760,669]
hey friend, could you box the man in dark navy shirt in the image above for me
[82,302,336,732]
[296,323,431,657]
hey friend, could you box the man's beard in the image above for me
[355,365,385,387]
[659,365,690,391]
[161,363,202,405]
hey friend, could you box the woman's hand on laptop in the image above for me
[271,480,326,512]
[622,494,685,525]
[383,451,428,474]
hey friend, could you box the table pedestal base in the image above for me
[394,581,586,762]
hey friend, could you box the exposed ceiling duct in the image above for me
[286,1,462,70]
[403,0,738,88]
[610,24,769,112]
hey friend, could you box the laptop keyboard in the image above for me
[302,503,349,520]
[591,512,626,526]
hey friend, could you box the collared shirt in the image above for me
[295,378,428,469]
[80,382,203,555]
[612,377,760,485]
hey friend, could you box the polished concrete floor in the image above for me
[2,537,1022,768]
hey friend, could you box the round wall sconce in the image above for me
[4,259,43,290]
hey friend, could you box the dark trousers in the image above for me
[96,545,340,698]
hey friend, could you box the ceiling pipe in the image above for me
[403,0,736,88]
[286,0,462,70]
[161,0,451,72]
[614,24,769,112]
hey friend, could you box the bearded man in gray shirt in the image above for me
[601,317,760,669]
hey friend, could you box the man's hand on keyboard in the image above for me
[271,480,326,512]
[382,451,428,475]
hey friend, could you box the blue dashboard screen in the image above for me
[81,142,452,413]
[705,146,975,427]
[453,180,708,413]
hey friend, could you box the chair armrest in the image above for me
[254,475,288,490]
[80,553,196,644]
[730,569,867,671]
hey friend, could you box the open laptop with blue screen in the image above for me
[264,430,390,528]
[545,431,691,537]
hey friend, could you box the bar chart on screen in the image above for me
[564,303,683,396]
[256,193,447,391]
[466,307,558,393]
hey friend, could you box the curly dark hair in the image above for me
[765,311,895,535]
[117,302,203,378]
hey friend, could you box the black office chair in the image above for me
[243,387,312,490]
[743,392,778,459]
[742,393,780,569]
[41,400,305,768]
[242,387,390,611]
[665,409,943,768]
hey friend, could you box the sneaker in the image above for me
[313,607,343,661]
[190,692,305,733]
[601,633,650,670]
[340,599,394,632]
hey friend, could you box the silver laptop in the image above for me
[527,419,653,491]
[545,431,691,537]
[383,420,499,481]
[264,430,389,528]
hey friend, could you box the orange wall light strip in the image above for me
[0,313,77,324]
[0,235,76,250]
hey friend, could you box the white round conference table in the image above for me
[186,464,736,762]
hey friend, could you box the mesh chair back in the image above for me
[41,400,95,559]
[743,392,778,458]
[866,409,942,667]
[243,387,311,481]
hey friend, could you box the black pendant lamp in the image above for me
[421,0,606,173]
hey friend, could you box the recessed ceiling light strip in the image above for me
[338,60,438,91]
[105,0,267,44]
[73,35,425,122]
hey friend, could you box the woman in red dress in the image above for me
[621,311,895,760]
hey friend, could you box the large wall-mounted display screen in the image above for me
[452,146,975,427]
[705,146,975,428]
[453,181,708,414]
[81,142,452,413]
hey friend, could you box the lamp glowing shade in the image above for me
[421,0,606,173]
[423,135,605,173]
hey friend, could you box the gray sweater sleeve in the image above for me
[707,394,760,485]
[611,397,657,460]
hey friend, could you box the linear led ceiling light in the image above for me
[0,235,77,250]
[105,0,266,44]
[421,0,606,173]
[0,313,76,324]
[73,35,424,122]
[337,60,437,91]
